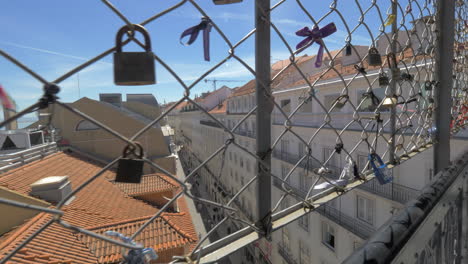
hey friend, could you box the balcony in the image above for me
[277,243,298,264]
[273,177,308,199]
[200,120,221,128]
[358,178,421,204]
[316,204,375,239]
[233,129,255,139]
[272,149,341,179]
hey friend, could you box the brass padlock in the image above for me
[367,47,382,66]
[115,143,144,183]
[379,72,389,86]
[114,24,156,86]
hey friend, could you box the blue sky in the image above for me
[0,0,413,115]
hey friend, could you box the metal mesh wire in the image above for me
[0,0,464,263]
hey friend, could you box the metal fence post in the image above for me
[255,0,272,237]
[434,0,455,173]
[389,0,398,165]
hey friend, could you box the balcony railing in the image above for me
[0,142,58,173]
[316,204,375,240]
[272,150,340,179]
[233,129,255,139]
[273,177,308,199]
[277,243,298,264]
[358,178,421,205]
[200,120,221,128]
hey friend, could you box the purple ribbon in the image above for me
[180,17,212,61]
[295,22,337,68]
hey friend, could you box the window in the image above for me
[280,99,291,112]
[322,222,335,250]
[357,88,388,112]
[353,240,363,250]
[323,148,341,175]
[246,160,250,172]
[234,153,238,164]
[357,154,368,172]
[299,240,310,264]
[281,165,289,182]
[240,157,244,168]
[357,195,374,224]
[298,214,309,232]
[75,120,100,131]
[280,139,289,159]
[299,171,311,193]
[324,94,344,112]
[229,152,232,161]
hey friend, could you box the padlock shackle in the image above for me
[116,24,152,53]
[122,142,144,158]
[387,52,398,69]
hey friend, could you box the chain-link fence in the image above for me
[0,0,465,263]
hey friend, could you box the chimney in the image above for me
[30,176,72,203]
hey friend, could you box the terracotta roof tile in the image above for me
[114,173,179,196]
[79,213,196,263]
[0,151,198,263]
[230,80,256,98]
[208,100,227,114]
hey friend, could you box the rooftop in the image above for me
[0,151,197,263]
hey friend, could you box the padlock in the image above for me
[424,80,433,91]
[367,47,382,66]
[391,67,401,80]
[368,153,393,184]
[379,72,389,86]
[401,72,413,81]
[345,43,352,56]
[115,143,144,183]
[114,24,156,86]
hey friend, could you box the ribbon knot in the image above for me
[180,17,212,61]
[295,22,337,68]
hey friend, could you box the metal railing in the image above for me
[316,204,375,240]
[277,243,299,264]
[357,177,421,205]
[0,142,57,173]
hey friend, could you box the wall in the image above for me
[122,101,165,126]
[0,187,50,235]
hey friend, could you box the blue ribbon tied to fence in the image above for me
[180,17,212,61]
[295,22,337,68]
[105,231,158,264]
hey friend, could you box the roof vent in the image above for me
[30,176,72,203]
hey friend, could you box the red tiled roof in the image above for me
[0,151,198,263]
[175,101,189,110]
[79,213,196,263]
[0,213,98,264]
[208,100,227,114]
[115,174,179,196]
[230,80,256,98]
